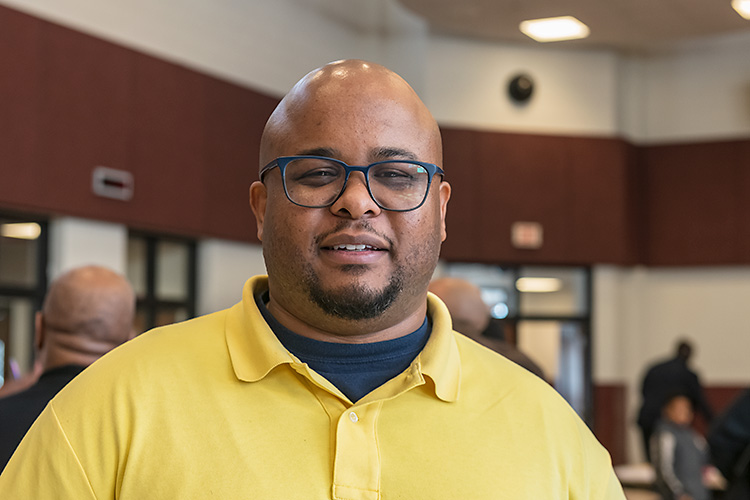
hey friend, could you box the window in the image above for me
[438,262,592,423]
[0,214,48,387]
[126,232,196,334]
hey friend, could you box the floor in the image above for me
[623,488,660,500]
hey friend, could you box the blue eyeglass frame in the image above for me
[259,155,445,212]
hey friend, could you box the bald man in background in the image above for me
[0,265,135,470]
[429,276,545,379]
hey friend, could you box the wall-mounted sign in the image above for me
[92,166,134,201]
[511,221,543,249]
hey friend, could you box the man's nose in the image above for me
[329,172,382,219]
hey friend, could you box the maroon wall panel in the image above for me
[0,8,43,208]
[440,128,483,261]
[441,127,638,265]
[203,78,278,242]
[738,141,750,260]
[0,6,280,242]
[33,21,135,220]
[125,56,207,235]
[593,383,627,465]
[567,138,639,265]
[642,141,744,265]
[478,132,571,263]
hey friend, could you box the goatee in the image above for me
[302,264,404,320]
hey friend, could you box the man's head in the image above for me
[428,277,490,338]
[427,276,546,379]
[250,60,450,341]
[676,340,693,361]
[36,265,136,370]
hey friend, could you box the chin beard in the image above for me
[302,264,404,320]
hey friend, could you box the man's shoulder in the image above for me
[454,333,556,403]
[455,333,540,376]
[52,308,235,404]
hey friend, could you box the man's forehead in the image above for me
[260,60,441,168]
[294,146,420,161]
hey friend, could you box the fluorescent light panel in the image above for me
[515,277,563,293]
[519,16,590,42]
[732,0,750,19]
[1,222,41,240]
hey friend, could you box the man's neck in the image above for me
[265,295,428,344]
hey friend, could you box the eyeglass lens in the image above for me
[283,158,431,210]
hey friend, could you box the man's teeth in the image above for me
[332,244,374,251]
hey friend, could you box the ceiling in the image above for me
[395,0,750,52]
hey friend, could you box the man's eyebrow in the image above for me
[372,147,419,161]
[296,147,339,158]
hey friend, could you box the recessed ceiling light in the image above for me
[1,222,41,240]
[515,277,563,293]
[732,0,750,19]
[519,16,590,43]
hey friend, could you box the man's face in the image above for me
[251,70,450,337]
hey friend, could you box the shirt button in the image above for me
[348,411,359,423]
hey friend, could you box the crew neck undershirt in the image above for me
[255,291,430,402]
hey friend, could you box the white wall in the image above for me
[48,217,128,279]
[424,36,621,137]
[634,32,750,143]
[197,239,265,316]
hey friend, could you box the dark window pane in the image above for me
[0,221,41,288]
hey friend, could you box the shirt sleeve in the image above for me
[0,404,97,499]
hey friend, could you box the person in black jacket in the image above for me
[637,340,713,461]
[0,265,135,471]
[708,389,750,500]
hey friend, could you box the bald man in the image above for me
[0,265,135,470]
[429,277,545,379]
[0,60,624,498]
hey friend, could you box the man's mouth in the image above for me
[329,244,383,252]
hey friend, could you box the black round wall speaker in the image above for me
[508,74,534,103]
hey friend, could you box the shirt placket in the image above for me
[331,401,382,500]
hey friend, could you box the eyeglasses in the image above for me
[260,155,444,212]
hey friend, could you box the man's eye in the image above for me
[293,168,340,185]
[373,168,414,179]
[301,168,337,177]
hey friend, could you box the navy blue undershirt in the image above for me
[256,291,430,402]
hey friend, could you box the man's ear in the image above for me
[34,311,45,351]
[249,181,268,241]
[438,181,451,242]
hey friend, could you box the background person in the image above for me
[0,59,624,498]
[0,265,135,471]
[650,393,710,500]
[0,360,42,399]
[637,339,714,461]
[428,276,545,379]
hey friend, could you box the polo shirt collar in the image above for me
[224,276,461,403]
[225,276,295,382]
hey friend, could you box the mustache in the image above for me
[314,220,394,250]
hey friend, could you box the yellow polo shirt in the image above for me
[0,275,624,499]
